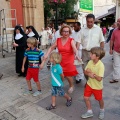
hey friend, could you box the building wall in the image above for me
[116,0,120,20]
[22,0,44,32]
[0,0,44,32]
[0,0,12,30]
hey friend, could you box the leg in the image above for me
[64,93,71,100]
[26,80,32,90]
[112,51,120,81]
[52,96,56,106]
[66,76,74,93]
[81,96,93,119]
[84,96,92,110]
[66,76,73,88]
[64,93,72,107]
[35,81,41,91]
[98,99,105,119]
[99,99,104,109]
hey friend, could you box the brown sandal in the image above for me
[109,80,118,83]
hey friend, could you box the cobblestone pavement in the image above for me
[0,44,120,120]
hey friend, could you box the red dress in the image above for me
[57,37,78,76]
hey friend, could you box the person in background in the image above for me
[13,25,27,77]
[109,18,120,83]
[40,27,48,50]
[72,22,84,84]
[102,26,107,37]
[106,22,117,43]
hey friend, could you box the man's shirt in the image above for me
[78,24,105,51]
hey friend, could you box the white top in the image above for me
[78,24,105,51]
[15,33,23,40]
[54,30,61,40]
[27,31,35,37]
[71,30,82,50]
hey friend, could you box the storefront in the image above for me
[96,7,116,27]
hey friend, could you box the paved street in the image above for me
[0,43,120,120]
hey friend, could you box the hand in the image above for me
[89,73,95,79]
[21,67,24,73]
[13,43,18,47]
[86,68,92,73]
[43,56,48,61]
[39,64,43,69]
[75,55,81,61]
[109,49,113,55]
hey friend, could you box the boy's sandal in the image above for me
[66,98,72,107]
[46,104,56,110]
[109,80,118,83]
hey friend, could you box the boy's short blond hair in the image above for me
[27,37,37,47]
[50,52,62,64]
[90,47,105,60]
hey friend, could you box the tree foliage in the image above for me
[44,0,78,23]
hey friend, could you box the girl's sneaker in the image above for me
[33,91,42,97]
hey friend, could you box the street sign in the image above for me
[79,0,93,13]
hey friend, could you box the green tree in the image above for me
[44,0,78,27]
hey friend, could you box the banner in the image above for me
[79,0,93,13]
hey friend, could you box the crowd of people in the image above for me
[1,13,120,119]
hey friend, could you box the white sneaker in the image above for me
[68,87,74,94]
[33,91,42,97]
[99,110,104,119]
[81,111,93,119]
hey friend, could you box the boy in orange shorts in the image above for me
[81,47,105,120]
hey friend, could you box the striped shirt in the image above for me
[24,48,44,68]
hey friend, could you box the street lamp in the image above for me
[49,0,66,30]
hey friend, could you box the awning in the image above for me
[96,6,116,20]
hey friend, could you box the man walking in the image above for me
[72,22,84,84]
[78,14,105,69]
[109,18,120,83]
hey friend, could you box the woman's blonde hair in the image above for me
[50,52,62,64]
[27,37,37,47]
[59,25,72,36]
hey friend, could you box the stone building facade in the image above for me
[116,0,120,20]
[0,0,44,32]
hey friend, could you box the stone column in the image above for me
[116,0,120,20]
[22,0,44,32]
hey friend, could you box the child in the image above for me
[81,47,105,120]
[41,52,72,110]
[22,37,44,97]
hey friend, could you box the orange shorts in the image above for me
[84,84,103,101]
[26,68,39,82]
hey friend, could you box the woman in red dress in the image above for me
[44,25,79,93]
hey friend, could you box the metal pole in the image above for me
[55,3,58,30]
